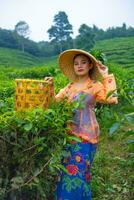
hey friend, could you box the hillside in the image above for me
[0,47,43,68]
[94,36,134,68]
[0,37,134,69]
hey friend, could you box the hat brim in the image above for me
[59,49,102,81]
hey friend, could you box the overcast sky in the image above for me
[0,0,134,42]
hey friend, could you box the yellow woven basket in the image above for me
[15,77,54,111]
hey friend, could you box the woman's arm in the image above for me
[94,62,118,104]
[55,83,71,102]
[55,88,66,102]
[95,74,118,104]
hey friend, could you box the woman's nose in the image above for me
[77,63,82,68]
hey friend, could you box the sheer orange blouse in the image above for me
[55,74,118,144]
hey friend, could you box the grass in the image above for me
[91,126,134,200]
[0,47,41,67]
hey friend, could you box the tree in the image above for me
[47,11,73,52]
[15,21,30,52]
[0,28,18,49]
[92,24,105,40]
[75,24,95,51]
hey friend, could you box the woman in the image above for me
[55,49,118,200]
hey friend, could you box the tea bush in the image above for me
[0,100,75,199]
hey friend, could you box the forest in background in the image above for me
[0,11,134,57]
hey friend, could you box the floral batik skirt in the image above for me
[55,142,97,200]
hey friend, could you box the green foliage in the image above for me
[91,23,134,41]
[90,49,107,64]
[0,100,74,199]
[0,28,41,57]
[38,41,60,57]
[0,28,18,49]
[94,36,134,68]
[0,47,42,68]
[75,24,95,50]
[54,73,69,94]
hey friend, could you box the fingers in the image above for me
[96,61,108,77]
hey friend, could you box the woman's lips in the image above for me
[78,69,84,72]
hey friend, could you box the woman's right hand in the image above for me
[96,61,108,77]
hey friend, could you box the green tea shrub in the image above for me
[0,81,15,100]
[0,100,74,199]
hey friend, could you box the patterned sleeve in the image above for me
[55,83,71,101]
[95,74,118,104]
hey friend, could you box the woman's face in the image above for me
[73,54,93,77]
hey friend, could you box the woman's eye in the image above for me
[82,61,86,64]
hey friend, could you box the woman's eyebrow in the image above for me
[81,59,87,61]
[74,59,87,62]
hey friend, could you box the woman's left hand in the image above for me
[96,61,108,77]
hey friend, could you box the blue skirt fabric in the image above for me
[55,142,97,200]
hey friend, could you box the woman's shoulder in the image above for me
[88,79,103,87]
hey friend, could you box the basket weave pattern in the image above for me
[15,77,54,111]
